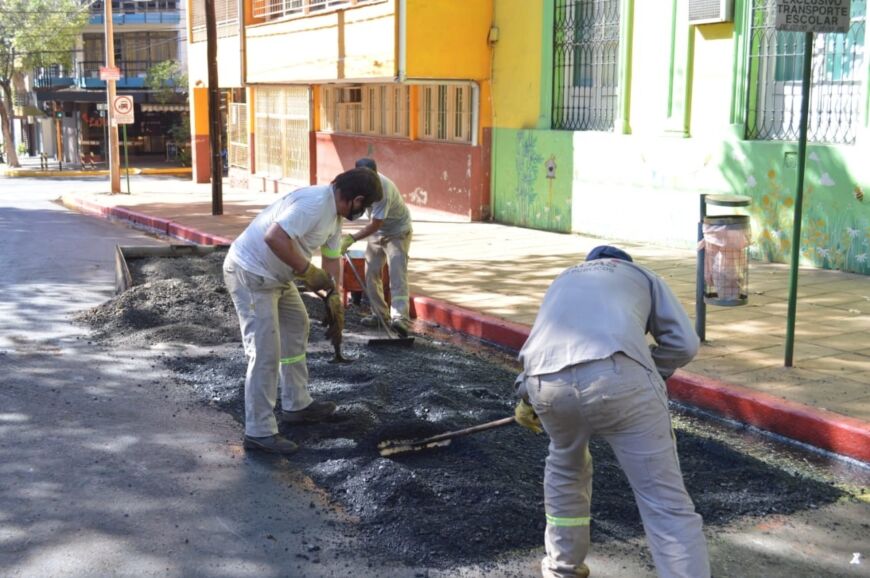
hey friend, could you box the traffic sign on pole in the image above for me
[775,0,851,33]
[112,95,134,125]
[99,66,121,81]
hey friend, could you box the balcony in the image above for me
[77,60,161,89]
[33,67,75,89]
[88,0,181,25]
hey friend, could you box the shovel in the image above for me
[377,416,516,457]
[343,253,415,347]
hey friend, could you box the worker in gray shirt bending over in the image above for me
[514,245,710,578]
[339,157,414,337]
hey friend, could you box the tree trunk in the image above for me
[0,82,20,167]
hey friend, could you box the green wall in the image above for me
[492,129,574,233]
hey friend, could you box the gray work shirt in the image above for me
[518,259,699,381]
[368,173,412,238]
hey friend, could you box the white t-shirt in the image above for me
[228,185,342,284]
[368,173,412,238]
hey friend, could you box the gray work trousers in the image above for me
[526,353,710,578]
[223,256,313,438]
[365,230,412,323]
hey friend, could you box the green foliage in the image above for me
[0,0,88,73]
[145,60,188,104]
[168,114,191,166]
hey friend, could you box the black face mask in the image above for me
[348,201,365,221]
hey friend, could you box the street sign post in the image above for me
[111,95,134,194]
[776,0,851,367]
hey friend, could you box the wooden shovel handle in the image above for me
[408,416,516,447]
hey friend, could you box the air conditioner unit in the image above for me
[689,0,734,25]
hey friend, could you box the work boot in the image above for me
[390,318,409,338]
[359,315,379,328]
[281,400,337,424]
[243,434,299,455]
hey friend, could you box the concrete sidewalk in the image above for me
[53,176,870,462]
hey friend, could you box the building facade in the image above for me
[187,0,493,220]
[490,0,869,275]
[32,0,188,166]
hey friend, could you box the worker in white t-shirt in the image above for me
[339,158,413,337]
[223,168,383,454]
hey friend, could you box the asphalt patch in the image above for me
[76,252,847,569]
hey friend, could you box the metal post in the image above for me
[695,194,707,341]
[104,0,121,193]
[784,31,814,367]
[122,124,131,195]
[205,0,223,215]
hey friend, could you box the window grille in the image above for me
[251,0,374,23]
[552,0,621,131]
[229,103,249,169]
[419,84,472,143]
[745,0,866,144]
[320,84,409,137]
[254,86,310,183]
[191,0,240,43]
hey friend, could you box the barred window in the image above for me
[746,0,866,144]
[320,84,409,137]
[419,84,472,143]
[252,0,375,23]
[190,0,240,43]
[552,0,621,131]
[254,86,310,183]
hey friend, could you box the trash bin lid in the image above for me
[705,194,751,207]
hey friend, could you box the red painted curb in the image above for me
[409,295,870,464]
[411,296,530,352]
[666,372,870,463]
[109,206,172,234]
[167,222,232,246]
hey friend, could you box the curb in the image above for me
[2,167,191,178]
[62,194,870,464]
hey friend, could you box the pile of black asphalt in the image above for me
[76,252,846,569]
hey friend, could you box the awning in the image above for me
[141,103,189,112]
[13,105,47,118]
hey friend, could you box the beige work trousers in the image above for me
[526,353,710,578]
[223,256,313,438]
[365,230,412,323]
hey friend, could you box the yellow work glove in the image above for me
[297,262,333,293]
[324,293,344,346]
[514,399,543,434]
[340,234,356,255]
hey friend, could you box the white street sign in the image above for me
[112,95,134,125]
[776,0,851,33]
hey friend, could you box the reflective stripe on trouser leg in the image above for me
[223,261,282,438]
[277,283,313,412]
[365,237,389,321]
[527,366,594,578]
[385,231,412,322]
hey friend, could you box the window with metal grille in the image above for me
[320,84,409,137]
[251,0,375,23]
[419,84,472,143]
[191,0,240,43]
[745,0,866,144]
[229,103,249,169]
[552,0,621,131]
[254,86,310,183]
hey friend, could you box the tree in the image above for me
[0,0,87,166]
[144,59,188,105]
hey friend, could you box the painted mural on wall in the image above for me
[492,129,572,233]
[729,145,870,275]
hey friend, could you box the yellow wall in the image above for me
[245,1,396,83]
[191,87,210,136]
[490,0,541,129]
[690,23,735,138]
[405,0,492,80]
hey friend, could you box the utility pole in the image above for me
[104,0,121,193]
[205,0,223,215]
